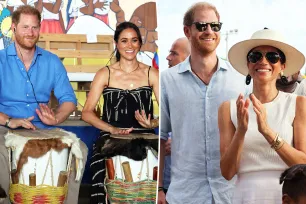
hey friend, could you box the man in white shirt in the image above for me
[163,37,190,194]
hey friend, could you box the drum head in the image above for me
[8,128,69,139]
[110,133,158,140]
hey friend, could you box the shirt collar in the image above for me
[7,42,43,56]
[177,55,229,74]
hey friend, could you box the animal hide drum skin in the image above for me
[14,138,68,183]
[98,136,158,161]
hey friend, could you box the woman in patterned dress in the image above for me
[82,21,159,203]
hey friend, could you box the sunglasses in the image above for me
[247,51,282,64]
[192,22,222,32]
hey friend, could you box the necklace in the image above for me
[119,63,139,74]
[119,63,140,88]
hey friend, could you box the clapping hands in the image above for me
[236,93,272,136]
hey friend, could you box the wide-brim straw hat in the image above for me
[228,28,305,76]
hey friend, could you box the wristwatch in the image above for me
[5,117,11,127]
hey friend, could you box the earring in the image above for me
[245,74,251,85]
[280,71,288,84]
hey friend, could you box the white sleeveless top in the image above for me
[230,91,296,174]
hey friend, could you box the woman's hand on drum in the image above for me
[36,104,58,126]
[109,126,133,135]
[236,94,250,134]
[8,116,36,130]
[135,109,151,128]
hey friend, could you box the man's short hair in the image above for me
[183,2,220,26]
[280,164,306,202]
[12,5,41,25]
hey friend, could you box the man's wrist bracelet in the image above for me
[158,186,164,191]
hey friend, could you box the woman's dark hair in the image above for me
[114,22,142,61]
[280,164,306,202]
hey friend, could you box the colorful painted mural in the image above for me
[0,0,158,117]
[0,1,158,57]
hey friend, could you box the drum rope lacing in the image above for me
[11,146,74,186]
[116,148,149,182]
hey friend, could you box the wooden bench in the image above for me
[37,33,116,73]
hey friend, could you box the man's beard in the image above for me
[15,35,38,50]
[191,36,219,55]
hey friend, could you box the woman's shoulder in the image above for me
[138,62,151,70]
[97,63,119,74]
[96,66,110,75]
[138,63,158,76]
[93,66,114,81]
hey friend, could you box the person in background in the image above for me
[280,164,306,204]
[166,37,190,68]
[276,71,306,95]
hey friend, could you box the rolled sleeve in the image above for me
[160,73,171,141]
[53,56,77,105]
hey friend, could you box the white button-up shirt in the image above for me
[160,56,250,204]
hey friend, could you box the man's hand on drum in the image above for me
[135,109,151,128]
[109,126,133,135]
[36,104,58,126]
[8,116,36,130]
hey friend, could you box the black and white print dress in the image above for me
[90,67,155,204]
